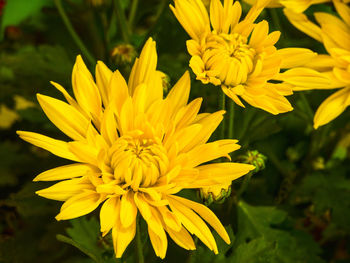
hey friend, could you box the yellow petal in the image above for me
[170,0,210,40]
[100,197,120,235]
[37,94,89,140]
[314,86,350,129]
[112,214,136,258]
[68,141,99,166]
[72,55,102,126]
[33,163,95,181]
[100,106,118,146]
[249,20,269,48]
[168,197,218,253]
[36,177,93,201]
[148,224,168,259]
[166,71,191,116]
[108,69,129,115]
[284,9,323,42]
[120,191,138,228]
[56,190,103,220]
[170,195,230,244]
[17,131,79,161]
[96,61,113,107]
[334,0,350,26]
[165,225,196,251]
[183,139,240,168]
[277,48,318,68]
[278,68,331,90]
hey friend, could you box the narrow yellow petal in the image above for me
[72,55,102,126]
[277,48,318,68]
[170,195,230,244]
[17,131,79,161]
[166,71,191,116]
[283,9,323,42]
[120,191,138,228]
[168,197,218,253]
[165,225,196,251]
[108,69,129,115]
[148,224,168,259]
[36,177,93,201]
[56,190,103,220]
[314,86,350,129]
[37,94,89,140]
[113,214,136,258]
[96,61,113,107]
[100,197,120,235]
[33,163,95,181]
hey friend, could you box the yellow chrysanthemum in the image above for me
[170,0,328,115]
[285,0,350,128]
[17,38,254,259]
[243,0,350,13]
[243,0,330,13]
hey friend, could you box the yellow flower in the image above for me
[0,104,19,129]
[170,0,327,115]
[243,0,331,13]
[17,38,254,259]
[285,0,350,128]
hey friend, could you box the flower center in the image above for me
[203,32,256,87]
[108,134,169,191]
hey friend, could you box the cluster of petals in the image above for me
[285,0,350,128]
[170,0,328,115]
[243,0,349,13]
[17,38,254,258]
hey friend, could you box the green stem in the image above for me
[136,217,144,263]
[114,0,131,43]
[228,100,235,139]
[236,172,252,199]
[128,0,139,30]
[268,8,281,31]
[299,93,314,122]
[54,0,95,65]
[140,0,170,46]
[220,92,226,140]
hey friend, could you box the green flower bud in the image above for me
[237,150,267,173]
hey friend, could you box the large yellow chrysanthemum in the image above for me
[170,0,329,115]
[285,0,350,128]
[17,38,254,259]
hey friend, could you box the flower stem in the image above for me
[136,217,144,263]
[54,0,95,65]
[128,0,139,30]
[228,100,234,139]
[299,93,314,122]
[220,92,226,139]
[114,0,131,43]
[236,172,252,199]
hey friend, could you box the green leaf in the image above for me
[292,172,350,232]
[57,217,115,263]
[231,201,325,263]
[1,0,52,39]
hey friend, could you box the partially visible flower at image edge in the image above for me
[170,0,329,115]
[285,0,350,128]
[242,0,350,13]
[17,38,254,258]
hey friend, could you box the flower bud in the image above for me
[237,150,267,173]
[199,182,232,206]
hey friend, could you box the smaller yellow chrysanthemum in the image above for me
[285,0,350,128]
[170,0,328,115]
[17,38,254,259]
[242,0,335,13]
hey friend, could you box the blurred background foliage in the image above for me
[0,0,350,262]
